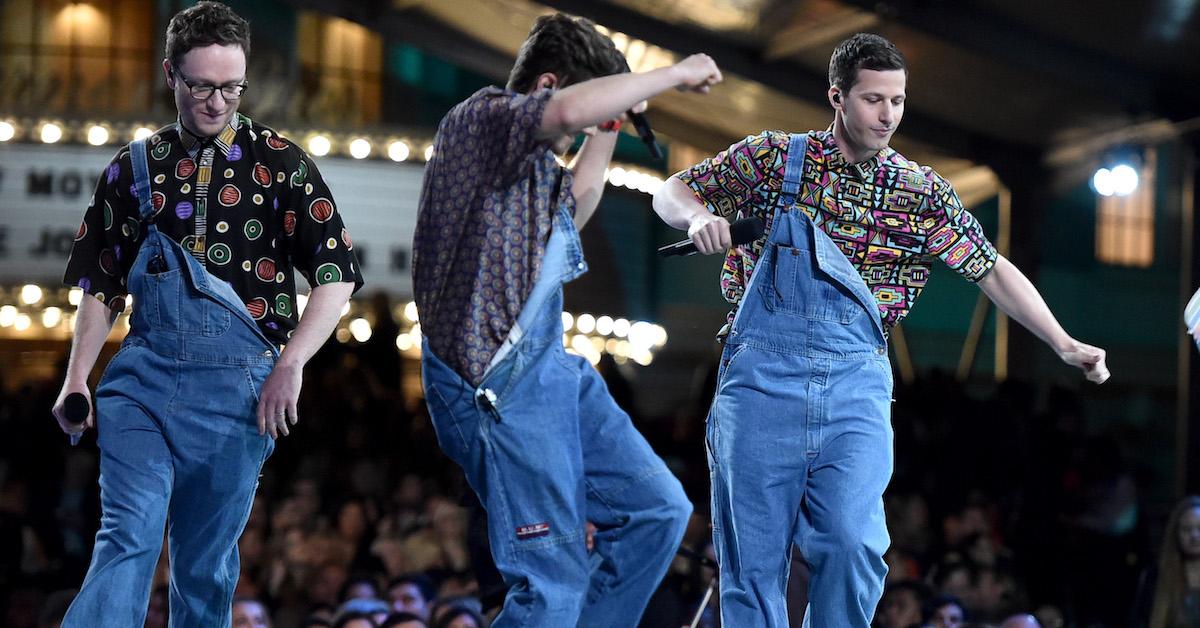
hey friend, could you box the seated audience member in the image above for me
[923,593,967,628]
[380,612,427,628]
[430,603,487,628]
[232,597,271,628]
[387,573,436,619]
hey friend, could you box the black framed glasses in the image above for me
[173,67,248,101]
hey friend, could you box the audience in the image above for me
[0,306,1170,627]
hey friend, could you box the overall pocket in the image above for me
[762,242,862,324]
[143,269,232,337]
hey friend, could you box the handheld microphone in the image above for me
[63,392,90,446]
[658,217,764,257]
[626,111,663,160]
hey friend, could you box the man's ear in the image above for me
[162,59,176,89]
[828,87,843,110]
[536,72,559,90]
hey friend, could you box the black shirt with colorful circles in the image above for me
[64,113,364,345]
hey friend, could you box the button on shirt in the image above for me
[412,87,574,386]
[64,114,364,345]
[678,129,998,330]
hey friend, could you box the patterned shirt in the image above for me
[412,87,574,385]
[64,114,364,345]
[679,129,997,330]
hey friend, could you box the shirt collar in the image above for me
[819,126,893,181]
[176,115,241,159]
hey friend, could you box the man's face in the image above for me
[165,43,246,137]
[831,68,906,160]
[932,602,965,628]
[232,601,270,628]
[389,583,429,618]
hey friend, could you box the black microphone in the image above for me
[658,217,764,257]
[626,111,663,160]
[63,392,90,445]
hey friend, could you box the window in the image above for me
[296,13,383,125]
[0,0,155,115]
[1096,149,1155,267]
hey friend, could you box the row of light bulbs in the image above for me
[2,285,668,367]
[0,118,439,164]
[0,119,667,195]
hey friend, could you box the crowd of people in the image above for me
[0,318,1177,626]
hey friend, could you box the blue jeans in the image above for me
[708,203,893,627]
[421,209,691,627]
[64,217,276,627]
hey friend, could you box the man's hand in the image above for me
[1059,341,1109,384]
[52,382,93,436]
[687,213,732,255]
[671,54,723,94]
[256,362,303,438]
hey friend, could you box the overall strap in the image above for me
[129,139,156,221]
[778,132,810,207]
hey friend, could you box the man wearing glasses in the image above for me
[53,3,361,625]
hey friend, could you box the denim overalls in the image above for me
[708,133,894,627]
[64,139,277,627]
[421,205,691,627]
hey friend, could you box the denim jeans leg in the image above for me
[570,353,691,628]
[62,347,173,628]
[708,344,812,628]
[424,344,591,628]
[794,357,893,627]
[164,360,274,627]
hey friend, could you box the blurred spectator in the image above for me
[331,610,379,628]
[923,593,966,628]
[1137,495,1200,627]
[875,580,929,628]
[380,611,427,628]
[232,597,271,628]
[429,603,487,628]
[341,574,381,602]
[998,613,1041,628]
[336,597,391,625]
[428,597,483,625]
[385,573,436,619]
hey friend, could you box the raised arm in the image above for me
[537,54,721,140]
[977,255,1109,384]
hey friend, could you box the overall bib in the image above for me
[708,133,894,627]
[64,139,277,627]
[421,205,691,627]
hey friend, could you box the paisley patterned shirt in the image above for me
[412,87,574,385]
[679,129,998,330]
[64,114,364,345]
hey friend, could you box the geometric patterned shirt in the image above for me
[412,87,575,386]
[64,113,363,345]
[678,128,997,330]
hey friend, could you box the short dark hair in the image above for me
[828,33,906,92]
[506,13,627,93]
[165,1,251,70]
[923,593,969,623]
[380,612,426,628]
[387,573,436,603]
[430,605,485,628]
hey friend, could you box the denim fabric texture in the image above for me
[63,139,276,628]
[708,134,894,627]
[421,207,691,627]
